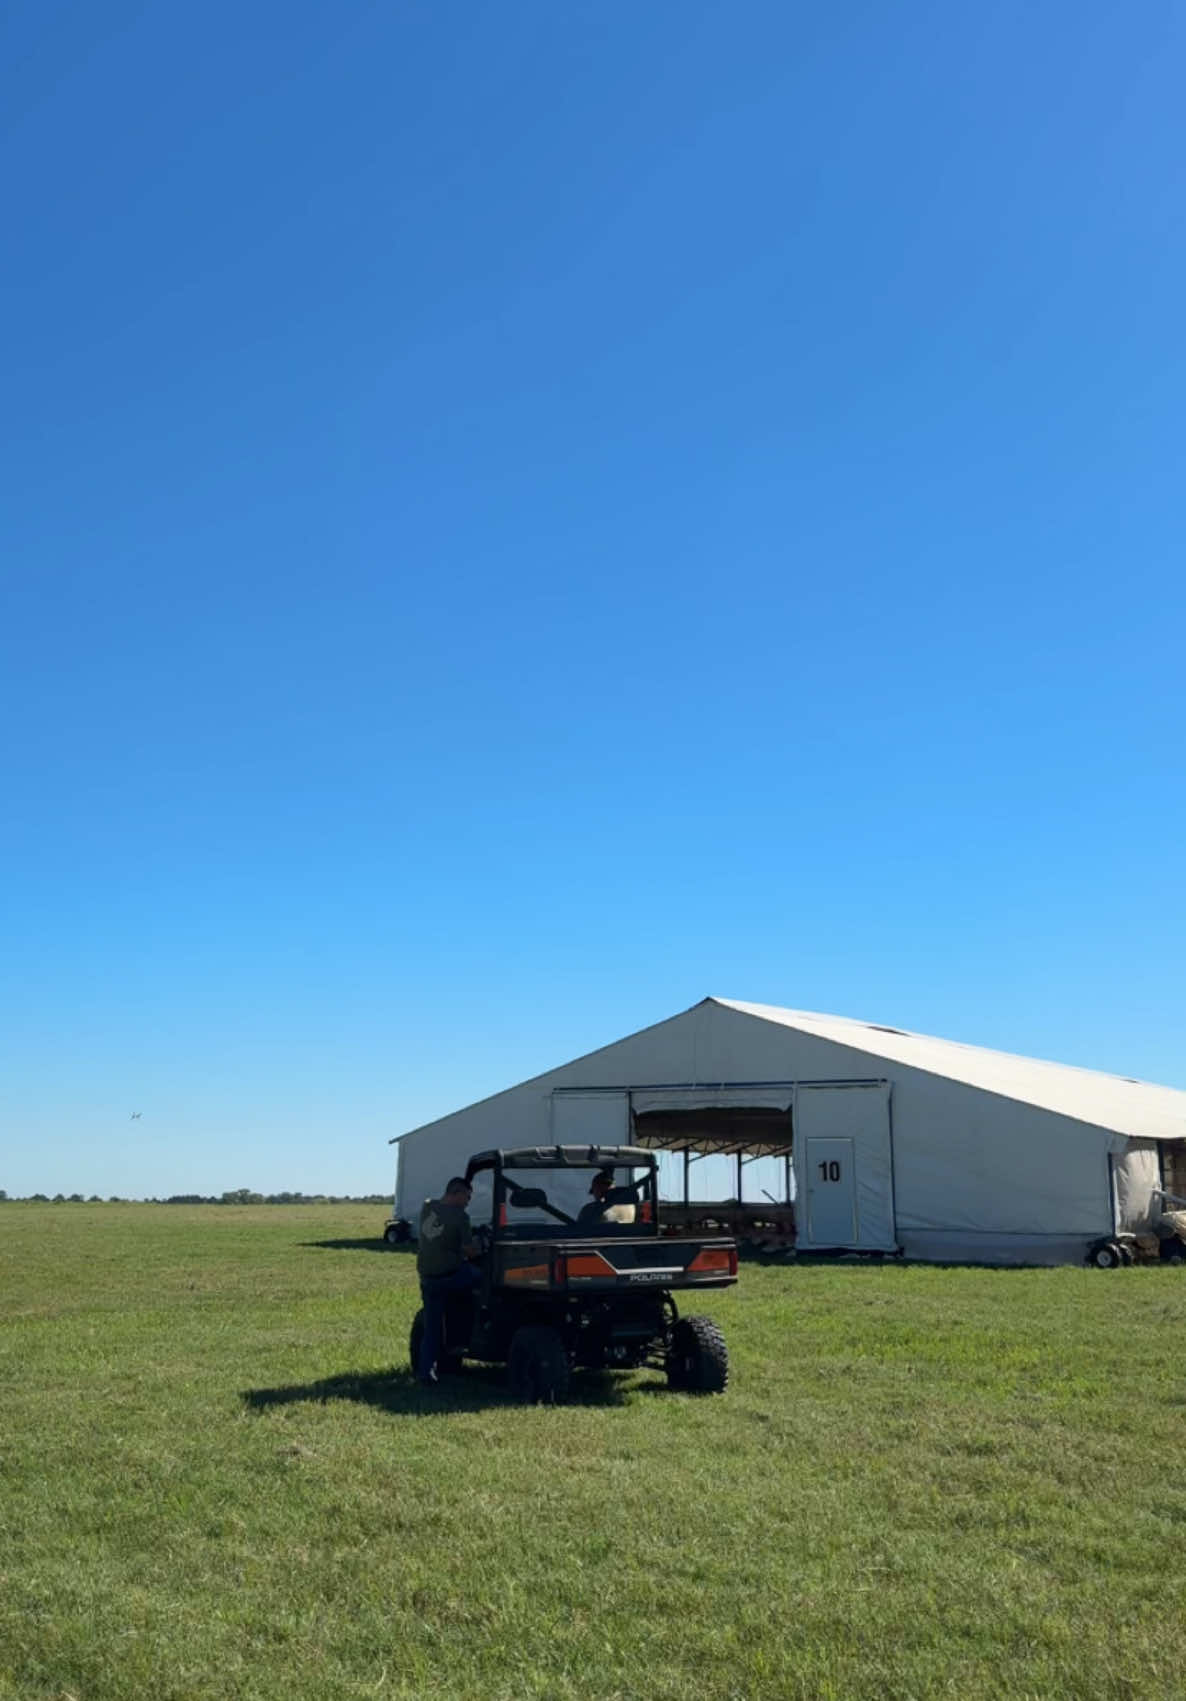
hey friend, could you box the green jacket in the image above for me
[417,1199,471,1278]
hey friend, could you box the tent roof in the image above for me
[713,998,1186,1142]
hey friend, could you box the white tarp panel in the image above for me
[794,1083,895,1250]
[888,1070,1117,1240]
[1112,1138,1161,1233]
[550,1092,630,1146]
[630,1088,795,1114]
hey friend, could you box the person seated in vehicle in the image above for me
[577,1169,640,1227]
[416,1176,481,1385]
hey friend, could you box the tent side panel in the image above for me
[888,1066,1119,1243]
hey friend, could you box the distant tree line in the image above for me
[0,1189,389,1205]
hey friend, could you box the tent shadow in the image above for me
[299,1238,411,1254]
[242,1363,641,1416]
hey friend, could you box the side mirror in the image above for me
[507,1186,547,1210]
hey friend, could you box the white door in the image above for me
[794,1083,895,1251]
[805,1137,857,1244]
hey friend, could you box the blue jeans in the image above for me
[418,1263,481,1380]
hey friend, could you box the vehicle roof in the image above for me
[465,1144,656,1174]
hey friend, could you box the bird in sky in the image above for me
[130,1111,142,1120]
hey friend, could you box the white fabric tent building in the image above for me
[391,998,1186,1264]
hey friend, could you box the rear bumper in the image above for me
[494,1234,738,1293]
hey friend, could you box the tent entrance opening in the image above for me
[630,1105,796,1245]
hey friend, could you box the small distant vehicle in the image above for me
[1087,1188,1186,1268]
[408,1145,738,1402]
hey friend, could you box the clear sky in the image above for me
[2,1,1183,1199]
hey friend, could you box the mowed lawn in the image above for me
[2,1207,1185,1701]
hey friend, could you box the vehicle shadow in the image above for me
[242,1363,648,1416]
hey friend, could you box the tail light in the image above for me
[557,1251,618,1280]
[687,1247,738,1276]
[638,1200,653,1223]
[497,1204,508,1226]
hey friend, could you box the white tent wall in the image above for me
[885,1070,1121,1263]
[392,999,1160,1264]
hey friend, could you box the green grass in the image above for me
[2,1205,1185,1701]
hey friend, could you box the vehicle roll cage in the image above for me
[464,1146,659,1239]
[464,1145,658,1177]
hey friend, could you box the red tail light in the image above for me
[638,1200,653,1223]
[687,1247,737,1276]
[559,1251,618,1280]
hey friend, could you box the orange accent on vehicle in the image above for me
[687,1247,738,1276]
[561,1251,619,1280]
[503,1263,549,1284]
[638,1200,653,1223]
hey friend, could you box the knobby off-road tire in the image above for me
[408,1309,462,1377]
[666,1315,729,1394]
[507,1325,570,1405]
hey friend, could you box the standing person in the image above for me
[416,1176,480,1386]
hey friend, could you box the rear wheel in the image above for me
[1161,1238,1186,1266]
[508,1326,570,1404]
[667,1315,729,1393]
[384,1223,408,1245]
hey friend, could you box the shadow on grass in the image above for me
[242,1363,656,1416]
[299,1238,413,1254]
[737,1247,1066,1271]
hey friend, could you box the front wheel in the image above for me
[508,1325,570,1404]
[1090,1242,1123,1269]
[667,1315,729,1394]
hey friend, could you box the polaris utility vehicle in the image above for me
[408,1146,738,1402]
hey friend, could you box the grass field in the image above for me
[2,1204,1185,1701]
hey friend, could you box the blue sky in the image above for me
[2,1,1183,1198]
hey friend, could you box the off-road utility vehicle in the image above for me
[408,1145,737,1401]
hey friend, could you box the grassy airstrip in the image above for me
[1,1205,1184,1701]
